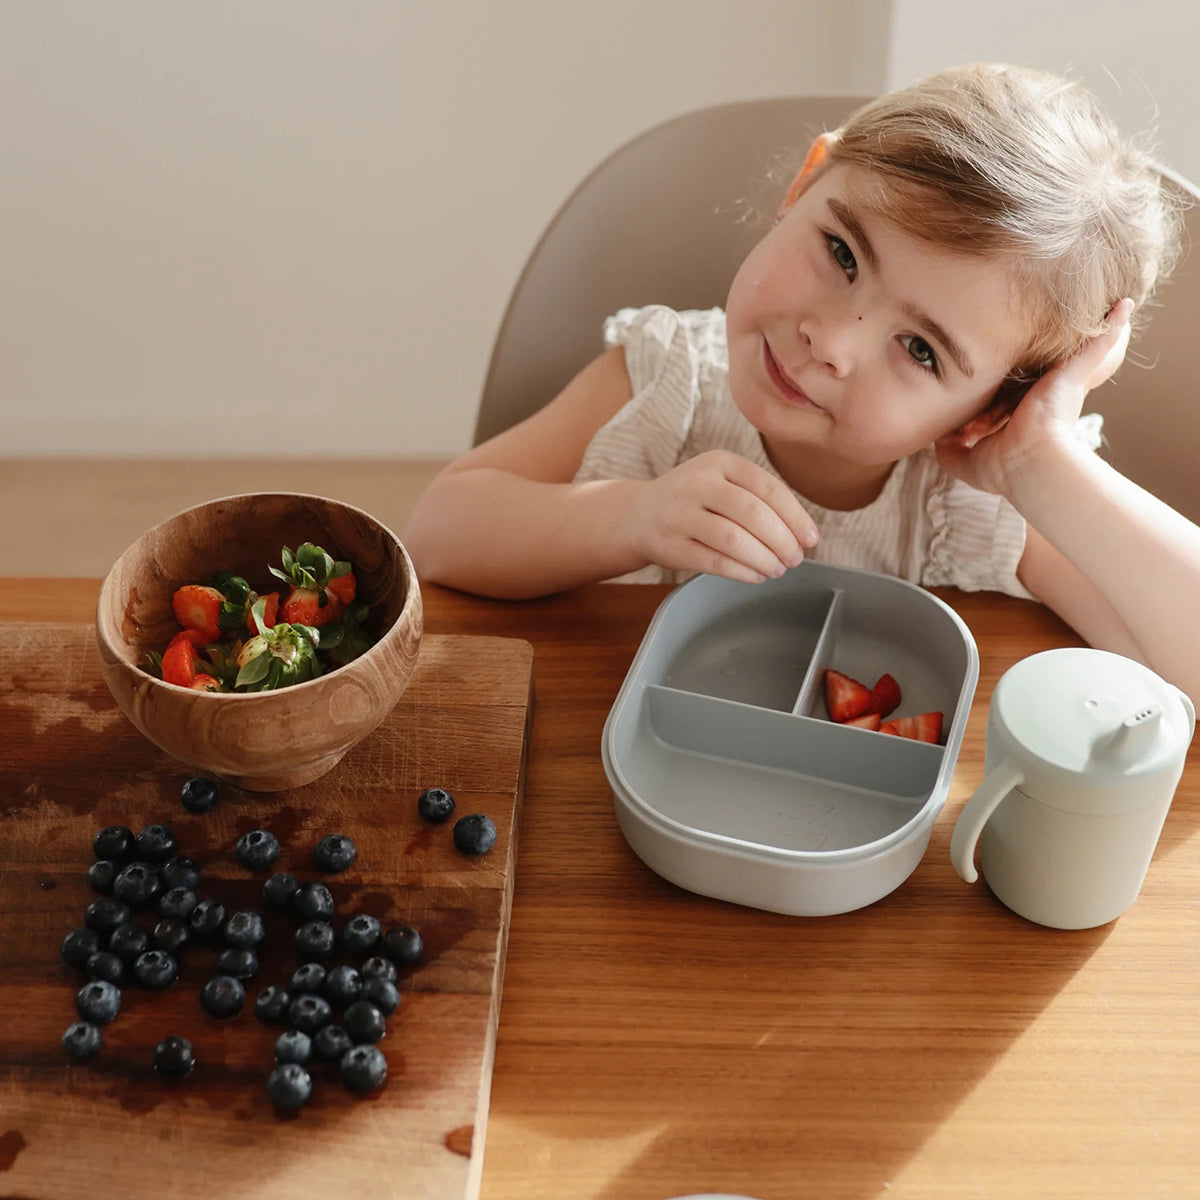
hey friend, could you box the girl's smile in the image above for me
[761,337,825,413]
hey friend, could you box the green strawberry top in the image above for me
[270,543,352,592]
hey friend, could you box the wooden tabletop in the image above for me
[3,578,1199,1200]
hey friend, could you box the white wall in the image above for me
[887,0,1200,181]
[1,1,890,459]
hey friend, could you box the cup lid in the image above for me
[994,648,1193,783]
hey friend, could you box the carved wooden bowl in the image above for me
[95,492,423,792]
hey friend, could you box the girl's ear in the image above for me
[946,378,1031,447]
[776,132,838,220]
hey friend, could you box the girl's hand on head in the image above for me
[936,299,1134,496]
[630,450,819,583]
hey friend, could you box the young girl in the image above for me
[404,63,1200,705]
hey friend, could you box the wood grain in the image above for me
[2,581,1199,1200]
[0,622,532,1200]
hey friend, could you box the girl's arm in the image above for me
[403,346,818,599]
[939,302,1200,705]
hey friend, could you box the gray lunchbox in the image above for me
[602,562,979,915]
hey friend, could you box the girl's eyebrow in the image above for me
[826,197,975,379]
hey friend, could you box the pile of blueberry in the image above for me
[57,777,466,1113]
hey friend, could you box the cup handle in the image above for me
[950,760,1026,884]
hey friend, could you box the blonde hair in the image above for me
[827,63,1184,379]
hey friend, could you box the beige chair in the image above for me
[476,98,1200,525]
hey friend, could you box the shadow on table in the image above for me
[494,815,1122,1200]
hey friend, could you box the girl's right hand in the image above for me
[629,450,819,583]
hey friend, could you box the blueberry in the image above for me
[112,861,162,908]
[159,886,198,921]
[61,926,102,970]
[108,923,151,965]
[382,925,423,966]
[417,787,456,823]
[235,829,279,873]
[93,825,134,861]
[85,896,130,935]
[313,1024,353,1062]
[322,965,362,1008]
[266,1062,312,1110]
[263,871,301,912]
[135,824,177,863]
[87,859,120,893]
[76,979,121,1024]
[180,776,218,814]
[360,956,397,983]
[200,975,245,1018]
[188,899,227,943]
[223,910,265,949]
[160,856,202,891]
[453,813,497,856]
[153,918,190,957]
[288,993,332,1034]
[313,833,356,874]
[62,1021,102,1060]
[153,1035,195,1077]
[134,949,179,990]
[274,1029,312,1065]
[340,914,382,956]
[216,947,259,980]
[339,1044,387,1094]
[360,977,400,1017]
[255,985,291,1024]
[343,1000,386,1045]
[294,921,335,961]
[290,963,327,995]
[86,951,124,984]
[291,882,336,922]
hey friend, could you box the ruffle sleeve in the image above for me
[575,306,707,484]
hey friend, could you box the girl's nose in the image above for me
[799,312,861,378]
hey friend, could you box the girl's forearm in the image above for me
[1010,438,1200,697]
[402,468,650,599]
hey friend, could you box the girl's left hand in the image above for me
[936,299,1134,496]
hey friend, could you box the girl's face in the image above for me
[725,159,1033,505]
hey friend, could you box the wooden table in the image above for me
[3,579,1198,1200]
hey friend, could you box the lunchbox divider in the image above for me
[643,683,942,800]
[792,588,844,717]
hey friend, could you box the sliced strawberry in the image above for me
[172,585,225,642]
[843,712,882,731]
[279,586,344,630]
[161,631,202,687]
[823,668,871,723]
[189,673,223,693]
[326,571,357,606]
[247,591,280,634]
[880,711,943,744]
[865,673,902,718]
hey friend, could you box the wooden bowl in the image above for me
[95,492,423,792]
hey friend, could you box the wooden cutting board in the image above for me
[0,623,533,1200]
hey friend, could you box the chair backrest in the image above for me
[476,99,1200,526]
[474,96,868,445]
[1091,163,1200,525]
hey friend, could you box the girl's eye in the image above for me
[900,334,939,375]
[824,234,857,280]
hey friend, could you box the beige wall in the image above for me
[1,0,890,459]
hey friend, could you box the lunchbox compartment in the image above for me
[662,586,834,712]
